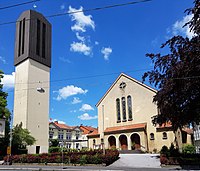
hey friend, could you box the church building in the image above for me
[87,73,192,152]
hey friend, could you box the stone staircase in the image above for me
[119,149,144,154]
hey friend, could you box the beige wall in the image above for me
[13,59,50,154]
[88,137,101,149]
[94,74,180,152]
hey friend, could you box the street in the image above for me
[0,164,197,171]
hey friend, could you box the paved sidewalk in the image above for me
[109,154,161,168]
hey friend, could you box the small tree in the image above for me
[12,122,36,154]
[50,139,59,147]
[0,70,11,156]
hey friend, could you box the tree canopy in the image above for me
[12,122,36,154]
[0,70,11,156]
[142,0,200,130]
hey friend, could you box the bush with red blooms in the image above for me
[4,149,119,166]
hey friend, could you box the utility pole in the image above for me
[7,110,13,165]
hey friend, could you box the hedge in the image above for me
[160,144,200,166]
[4,149,119,166]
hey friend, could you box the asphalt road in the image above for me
[0,154,198,170]
[0,164,196,171]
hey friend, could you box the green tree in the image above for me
[0,70,11,156]
[12,122,36,154]
[142,0,200,130]
[50,139,59,147]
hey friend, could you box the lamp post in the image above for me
[7,111,13,165]
[60,141,64,168]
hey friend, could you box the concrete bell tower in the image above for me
[13,10,51,154]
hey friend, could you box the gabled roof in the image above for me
[49,121,71,130]
[96,73,157,107]
[104,123,147,134]
[80,125,98,135]
[71,126,83,132]
[87,129,99,137]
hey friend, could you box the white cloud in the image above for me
[2,72,15,89]
[0,56,6,64]
[70,42,92,56]
[80,104,94,111]
[151,37,158,47]
[72,97,82,104]
[76,32,85,42]
[54,85,88,101]
[70,110,77,113]
[57,120,66,124]
[95,41,99,45]
[51,119,66,124]
[33,4,37,9]
[60,4,65,10]
[78,113,97,120]
[68,6,95,33]
[101,47,112,60]
[59,57,71,63]
[172,14,195,39]
[71,25,86,32]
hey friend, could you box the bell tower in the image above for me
[13,10,51,154]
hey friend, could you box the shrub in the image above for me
[160,154,169,165]
[4,149,119,165]
[160,145,169,157]
[182,144,195,154]
[169,143,180,157]
[48,147,61,153]
[79,155,87,165]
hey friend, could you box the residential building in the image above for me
[194,123,200,153]
[87,73,193,152]
[79,125,98,149]
[49,121,85,149]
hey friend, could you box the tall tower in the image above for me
[13,10,51,154]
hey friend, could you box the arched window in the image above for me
[122,97,126,121]
[116,98,121,122]
[93,139,96,145]
[163,132,167,139]
[150,133,155,140]
[127,95,132,120]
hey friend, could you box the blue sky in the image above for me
[0,0,194,127]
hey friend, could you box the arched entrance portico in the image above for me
[119,134,128,150]
[108,136,116,149]
[131,133,141,150]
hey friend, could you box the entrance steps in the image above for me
[119,149,144,154]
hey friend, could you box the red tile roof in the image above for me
[80,125,97,135]
[157,122,172,129]
[182,128,193,135]
[50,121,71,129]
[87,129,100,137]
[104,123,147,134]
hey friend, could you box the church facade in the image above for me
[87,73,192,152]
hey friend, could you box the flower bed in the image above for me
[4,149,119,166]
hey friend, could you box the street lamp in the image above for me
[60,141,64,168]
